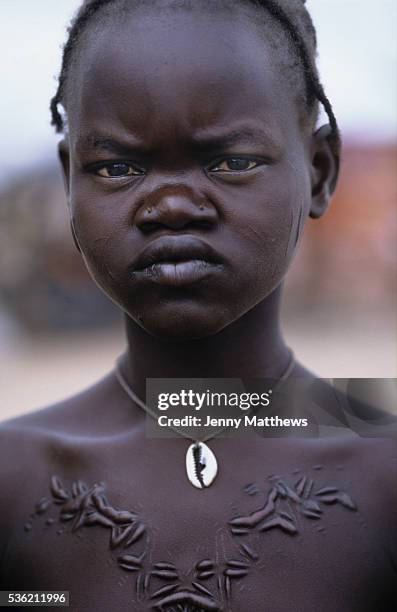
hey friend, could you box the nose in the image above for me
[135,185,218,232]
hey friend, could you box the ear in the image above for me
[58,139,81,254]
[309,124,340,219]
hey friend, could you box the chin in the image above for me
[131,305,232,342]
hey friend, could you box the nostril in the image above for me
[135,187,219,233]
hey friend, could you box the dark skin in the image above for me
[59,7,336,398]
[1,6,396,612]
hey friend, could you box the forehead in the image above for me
[68,5,301,148]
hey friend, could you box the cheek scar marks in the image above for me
[284,156,307,264]
[285,199,305,264]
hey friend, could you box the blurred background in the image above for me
[0,0,396,420]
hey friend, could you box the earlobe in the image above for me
[309,124,340,219]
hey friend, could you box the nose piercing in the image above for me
[199,204,204,211]
[146,207,152,214]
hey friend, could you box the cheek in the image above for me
[67,160,311,333]
[283,158,312,263]
[69,189,128,294]
[231,162,310,294]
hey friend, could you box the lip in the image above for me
[130,235,224,286]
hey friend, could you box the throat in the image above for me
[124,286,288,395]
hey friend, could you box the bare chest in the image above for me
[2,437,395,611]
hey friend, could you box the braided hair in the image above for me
[50,0,341,156]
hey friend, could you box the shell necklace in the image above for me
[115,353,295,489]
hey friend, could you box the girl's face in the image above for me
[62,6,329,340]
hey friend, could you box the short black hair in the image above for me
[50,0,341,156]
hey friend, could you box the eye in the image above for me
[209,157,263,173]
[96,162,144,178]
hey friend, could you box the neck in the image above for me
[121,285,289,398]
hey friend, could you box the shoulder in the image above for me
[0,372,121,561]
[0,372,118,516]
[0,420,50,565]
[0,409,72,519]
[0,367,141,509]
[0,370,124,437]
[314,377,397,438]
[288,367,397,439]
[294,434,397,561]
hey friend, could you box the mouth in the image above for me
[130,235,224,286]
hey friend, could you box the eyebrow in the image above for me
[77,126,282,156]
[76,134,145,156]
[190,127,283,152]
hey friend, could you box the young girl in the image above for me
[1,1,396,610]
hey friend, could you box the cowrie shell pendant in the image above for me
[186,442,218,489]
